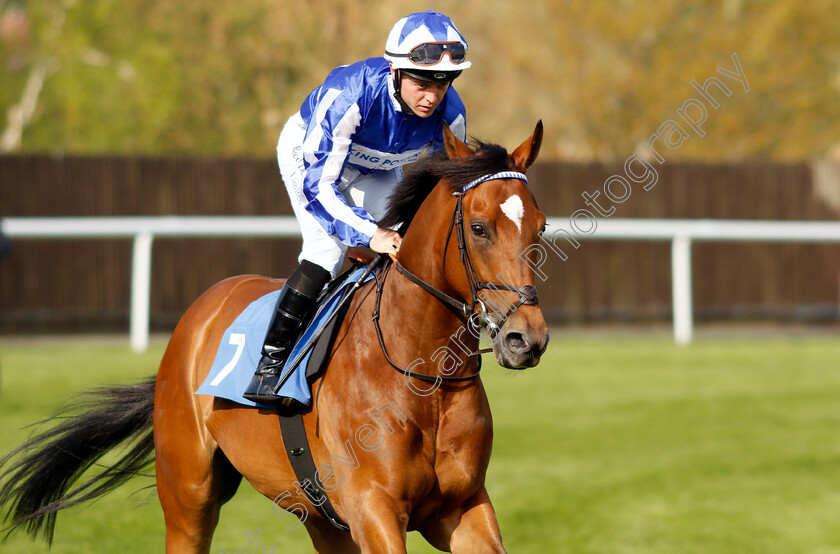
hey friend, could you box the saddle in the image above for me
[195,251,381,409]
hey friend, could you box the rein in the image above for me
[372,263,483,384]
[372,171,539,384]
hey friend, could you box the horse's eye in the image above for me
[471,224,488,238]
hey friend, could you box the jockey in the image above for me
[244,11,472,404]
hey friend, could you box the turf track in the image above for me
[1,335,838,553]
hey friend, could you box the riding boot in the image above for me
[243,260,331,405]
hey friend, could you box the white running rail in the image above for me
[3,216,840,351]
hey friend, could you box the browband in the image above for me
[458,171,528,194]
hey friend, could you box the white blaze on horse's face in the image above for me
[500,194,525,232]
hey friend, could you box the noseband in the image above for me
[373,171,539,384]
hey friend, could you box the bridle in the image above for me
[372,171,539,384]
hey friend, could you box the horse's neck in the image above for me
[382,265,478,365]
[399,183,464,301]
[378,187,481,377]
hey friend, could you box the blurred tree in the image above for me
[0,0,838,160]
[0,0,67,151]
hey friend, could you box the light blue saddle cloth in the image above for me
[196,266,369,408]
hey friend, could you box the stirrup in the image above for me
[243,371,306,412]
[242,364,285,405]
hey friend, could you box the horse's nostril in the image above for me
[504,332,529,353]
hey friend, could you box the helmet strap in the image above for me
[393,68,402,95]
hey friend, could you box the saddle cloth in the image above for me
[195,265,371,408]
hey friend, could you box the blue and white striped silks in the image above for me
[295,57,467,247]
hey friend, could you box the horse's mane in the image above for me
[378,142,511,235]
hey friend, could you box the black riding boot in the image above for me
[243,260,330,405]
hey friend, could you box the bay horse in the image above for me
[0,122,549,553]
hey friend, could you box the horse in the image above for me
[0,122,549,553]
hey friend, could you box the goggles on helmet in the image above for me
[386,42,467,66]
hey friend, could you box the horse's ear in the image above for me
[442,123,474,160]
[510,120,543,172]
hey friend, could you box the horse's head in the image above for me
[440,122,549,369]
[382,122,549,370]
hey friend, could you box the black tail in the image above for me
[0,376,156,544]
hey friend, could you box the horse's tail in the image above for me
[0,376,156,544]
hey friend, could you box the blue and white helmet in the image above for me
[384,11,471,82]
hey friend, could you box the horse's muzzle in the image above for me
[494,325,549,369]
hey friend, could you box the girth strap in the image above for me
[278,413,350,532]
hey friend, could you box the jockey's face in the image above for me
[396,72,450,118]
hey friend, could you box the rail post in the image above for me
[671,235,693,346]
[130,231,154,353]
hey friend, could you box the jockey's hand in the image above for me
[369,228,402,255]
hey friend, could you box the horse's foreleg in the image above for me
[343,493,410,554]
[420,486,506,553]
[307,518,362,554]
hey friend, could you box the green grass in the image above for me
[1,335,840,553]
